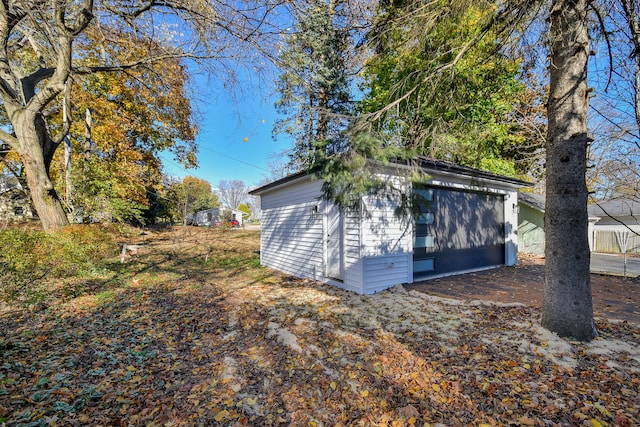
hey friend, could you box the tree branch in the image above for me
[0,127,18,146]
[65,0,94,36]
[19,67,55,101]
[590,2,614,92]
[22,0,94,117]
[0,5,24,104]
[71,50,228,75]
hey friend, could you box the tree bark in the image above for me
[541,0,597,341]
[14,110,69,231]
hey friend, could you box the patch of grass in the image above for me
[94,290,116,305]
[246,258,261,268]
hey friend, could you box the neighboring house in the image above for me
[249,158,531,295]
[588,199,640,254]
[518,192,546,256]
[0,178,32,222]
[191,207,244,227]
[518,192,599,256]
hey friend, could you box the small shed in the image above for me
[191,207,244,227]
[588,199,640,254]
[249,159,531,294]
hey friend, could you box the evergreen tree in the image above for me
[314,0,545,213]
[274,0,355,170]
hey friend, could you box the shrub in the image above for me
[0,225,122,307]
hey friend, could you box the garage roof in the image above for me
[249,157,532,195]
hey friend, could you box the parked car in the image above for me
[214,219,240,228]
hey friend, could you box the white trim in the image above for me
[413,265,503,282]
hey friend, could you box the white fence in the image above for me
[594,230,640,254]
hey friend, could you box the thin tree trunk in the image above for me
[64,88,73,213]
[541,0,597,341]
[64,134,72,210]
[84,108,92,162]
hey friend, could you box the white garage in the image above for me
[249,158,530,294]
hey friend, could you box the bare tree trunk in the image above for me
[64,86,74,213]
[14,112,69,231]
[64,134,73,210]
[84,108,92,162]
[541,0,597,341]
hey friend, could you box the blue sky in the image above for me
[160,73,292,190]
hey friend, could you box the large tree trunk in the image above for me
[541,0,597,341]
[14,112,69,231]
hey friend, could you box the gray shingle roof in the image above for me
[518,191,545,212]
[588,199,640,217]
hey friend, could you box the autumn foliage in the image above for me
[45,26,199,223]
[0,227,638,425]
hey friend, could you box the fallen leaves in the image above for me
[0,227,639,426]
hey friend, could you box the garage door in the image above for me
[413,186,505,279]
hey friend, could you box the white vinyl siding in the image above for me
[363,254,412,294]
[343,209,364,293]
[259,179,324,281]
[358,184,413,293]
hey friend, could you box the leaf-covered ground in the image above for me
[1,227,639,426]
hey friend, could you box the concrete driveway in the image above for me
[591,252,640,277]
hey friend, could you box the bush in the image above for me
[0,225,123,307]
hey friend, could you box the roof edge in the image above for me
[411,157,533,187]
[248,170,309,195]
[249,158,533,195]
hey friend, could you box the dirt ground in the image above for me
[408,253,640,324]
